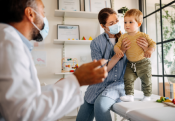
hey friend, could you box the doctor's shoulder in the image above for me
[0,24,21,42]
[0,24,24,50]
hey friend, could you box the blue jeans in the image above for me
[76,94,120,121]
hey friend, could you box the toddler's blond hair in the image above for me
[124,9,143,24]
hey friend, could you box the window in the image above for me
[142,0,175,98]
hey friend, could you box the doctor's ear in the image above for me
[24,7,36,22]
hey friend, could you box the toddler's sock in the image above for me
[120,95,134,102]
[142,96,151,101]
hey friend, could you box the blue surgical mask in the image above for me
[31,9,49,41]
[107,22,121,35]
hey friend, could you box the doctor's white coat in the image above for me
[0,23,83,121]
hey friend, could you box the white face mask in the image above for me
[31,9,49,41]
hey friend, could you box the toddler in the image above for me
[114,9,156,101]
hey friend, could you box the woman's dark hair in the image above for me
[0,0,36,23]
[98,8,122,42]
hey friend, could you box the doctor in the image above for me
[0,0,108,121]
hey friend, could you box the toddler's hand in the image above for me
[115,49,124,58]
[144,50,153,58]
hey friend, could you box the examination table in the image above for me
[111,90,175,121]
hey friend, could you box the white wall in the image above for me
[114,0,138,11]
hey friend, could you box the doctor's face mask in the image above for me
[31,9,49,42]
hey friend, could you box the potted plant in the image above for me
[118,6,129,15]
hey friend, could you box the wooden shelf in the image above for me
[54,10,98,19]
[55,72,73,75]
[54,39,92,45]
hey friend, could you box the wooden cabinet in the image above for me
[159,82,175,98]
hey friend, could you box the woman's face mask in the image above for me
[31,9,49,42]
[106,22,121,35]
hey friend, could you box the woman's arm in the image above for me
[107,54,122,72]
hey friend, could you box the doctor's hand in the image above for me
[74,59,108,86]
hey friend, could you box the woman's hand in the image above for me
[136,37,149,52]
[121,38,131,53]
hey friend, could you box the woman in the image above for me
[76,8,149,121]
